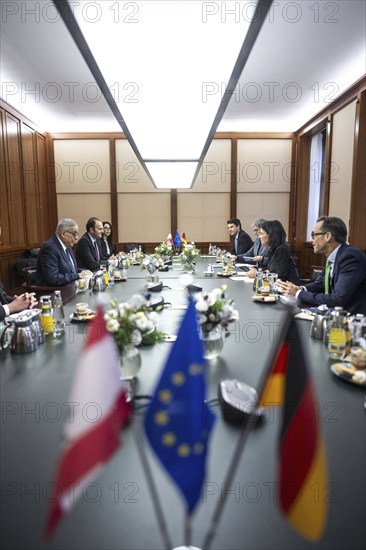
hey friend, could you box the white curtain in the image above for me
[307,132,323,240]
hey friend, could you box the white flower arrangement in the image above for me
[141,254,164,274]
[104,294,165,350]
[154,242,173,258]
[180,242,201,264]
[193,284,239,333]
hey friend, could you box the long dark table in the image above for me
[1,258,365,550]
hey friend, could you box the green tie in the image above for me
[324,259,331,294]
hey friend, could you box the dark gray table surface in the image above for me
[1,259,365,550]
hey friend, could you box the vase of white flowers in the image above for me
[154,242,173,263]
[105,294,166,378]
[180,242,200,273]
[141,254,164,283]
[194,285,239,360]
[120,344,142,379]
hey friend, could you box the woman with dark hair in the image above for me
[101,221,117,259]
[247,220,300,284]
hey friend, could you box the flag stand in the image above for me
[133,422,172,550]
[202,309,294,550]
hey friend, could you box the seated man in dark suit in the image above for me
[0,279,37,321]
[227,218,252,256]
[37,219,92,286]
[75,217,105,272]
[277,216,366,314]
[237,218,269,266]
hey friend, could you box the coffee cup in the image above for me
[76,303,89,315]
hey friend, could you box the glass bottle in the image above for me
[253,268,263,294]
[52,291,65,337]
[102,266,109,285]
[40,295,54,335]
[328,307,351,359]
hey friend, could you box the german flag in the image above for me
[260,316,327,541]
[259,342,288,406]
[181,232,187,244]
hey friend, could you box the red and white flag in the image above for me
[166,233,173,245]
[45,307,131,538]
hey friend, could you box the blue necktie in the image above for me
[94,240,100,262]
[66,248,76,273]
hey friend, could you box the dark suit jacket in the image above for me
[100,238,117,259]
[237,238,269,266]
[0,279,14,321]
[231,229,253,256]
[36,235,79,286]
[266,244,300,284]
[299,243,366,314]
[75,233,103,272]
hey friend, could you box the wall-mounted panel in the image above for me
[180,139,231,192]
[21,124,40,244]
[237,139,292,192]
[237,192,290,236]
[4,112,26,246]
[57,194,111,235]
[0,108,11,246]
[329,101,357,229]
[54,139,110,193]
[116,139,165,193]
[117,193,170,242]
[36,133,52,239]
[177,193,230,241]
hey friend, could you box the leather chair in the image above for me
[22,268,76,304]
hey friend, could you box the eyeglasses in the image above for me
[65,230,79,238]
[311,231,327,239]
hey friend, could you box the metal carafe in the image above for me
[89,270,106,292]
[310,304,329,340]
[30,309,45,345]
[9,313,37,354]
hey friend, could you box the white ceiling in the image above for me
[1,0,365,134]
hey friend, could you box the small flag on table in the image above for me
[166,233,173,245]
[173,231,182,248]
[260,314,328,541]
[181,232,187,244]
[44,308,131,538]
[144,298,216,513]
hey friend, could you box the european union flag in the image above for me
[144,299,216,513]
[173,231,182,247]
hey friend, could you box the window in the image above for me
[306,129,326,240]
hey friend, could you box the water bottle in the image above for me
[52,291,65,337]
[328,307,350,359]
[40,295,54,335]
[253,269,263,294]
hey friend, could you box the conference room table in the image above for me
[1,258,365,550]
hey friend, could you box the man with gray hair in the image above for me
[237,218,269,266]
[36,219,92,286]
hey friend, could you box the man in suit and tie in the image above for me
[277,216,366,314]
[0,279,37,321]
[75,217,105,272]
[36,219,92,286]
[227,218,253,257]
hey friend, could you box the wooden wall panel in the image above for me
[21,123,40,244]
[36,133,53,239]
[3,112,26,246]
[0,108,11,247]
[349,90,366,250]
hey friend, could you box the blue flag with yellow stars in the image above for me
[143,298,216,513]
[173,230,182,247]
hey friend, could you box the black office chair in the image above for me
[125,243,145,253]
[21,267,76,303]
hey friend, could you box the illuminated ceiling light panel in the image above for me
[56,0,272,187]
